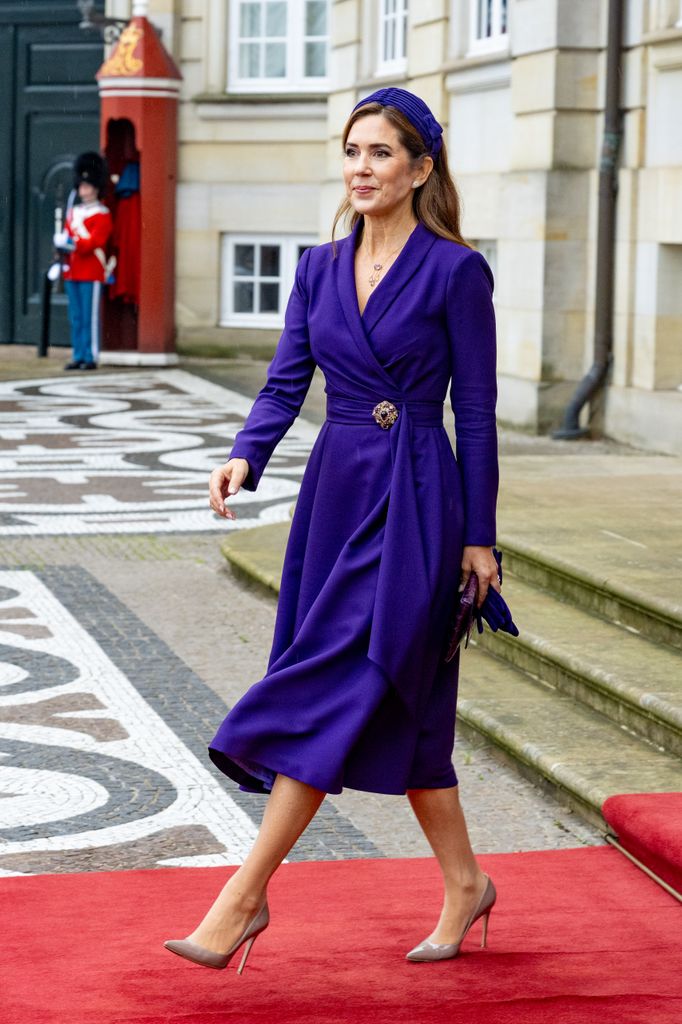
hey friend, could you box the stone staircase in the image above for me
[459,536,682,831]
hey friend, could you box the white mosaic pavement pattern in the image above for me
[0,370,316,535]
[0,571,260,876]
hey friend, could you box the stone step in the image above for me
[221,523,288,596]
[458,644,682,831]
[477,574,682,757]
[497,533,682,653]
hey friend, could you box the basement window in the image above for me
[220,235,316,328]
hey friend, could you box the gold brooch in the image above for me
[372,400,399,429]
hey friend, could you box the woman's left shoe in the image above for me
[164,901,270,973]
[405,874,496,963]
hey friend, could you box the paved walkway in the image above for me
[0,349,611,876]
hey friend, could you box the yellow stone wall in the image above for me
[106,0,682,452]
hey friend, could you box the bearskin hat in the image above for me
[73,151,108,191]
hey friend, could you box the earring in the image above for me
[412,181,420,188]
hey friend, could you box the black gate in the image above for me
[0,2,104,347]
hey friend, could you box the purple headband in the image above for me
[351,87,443,157]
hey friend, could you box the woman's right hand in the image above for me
[209,458,250,520]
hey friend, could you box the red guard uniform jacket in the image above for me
[62,201,113,283]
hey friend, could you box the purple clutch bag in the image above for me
[444,571,478,662]
[443,548,520,663]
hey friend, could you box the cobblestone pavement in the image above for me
[0,368,315,535]
[0,363,603,876]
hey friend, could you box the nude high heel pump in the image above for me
[406,874,496,963]
[164,901,269,973]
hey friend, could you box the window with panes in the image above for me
[377,0,408,73]
[468,0,508,55]
[220,236,316,327]
[230,0,330,91]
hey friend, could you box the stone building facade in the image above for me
[109,0,682,454]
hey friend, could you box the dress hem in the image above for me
[207,745,458,797]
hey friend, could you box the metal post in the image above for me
[38,272,52,358]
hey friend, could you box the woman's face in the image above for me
[343,113,429,220]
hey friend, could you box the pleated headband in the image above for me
[351,87,443,157]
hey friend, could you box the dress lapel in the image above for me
[334,218,397,394]
[360,220,437,335]
[334,219,439,392]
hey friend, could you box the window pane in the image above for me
[265,1,287,37]
[259,282,280,312]
[234,281,255,313]
[298,245,312,260]
[239,42,261,77]
[260,244,281,276]
[234,244,255,276]
[239,2,261,38]
[304,41,326,77]
[264,41,286,76]
[473,0,508,41]
[305,0,327,36]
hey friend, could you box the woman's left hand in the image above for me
[460,545,501,608]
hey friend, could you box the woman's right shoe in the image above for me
[406,874,496,962]
[164,900,269,973]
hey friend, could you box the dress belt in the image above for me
[325,393,444,429]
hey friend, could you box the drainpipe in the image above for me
[553,0,624,440]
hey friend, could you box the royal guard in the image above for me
[53,152,114,370]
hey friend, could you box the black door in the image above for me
[0,2,104,347]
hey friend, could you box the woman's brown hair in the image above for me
[331,102,474,254]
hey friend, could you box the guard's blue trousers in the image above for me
[64,279,102,364]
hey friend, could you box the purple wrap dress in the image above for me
[208,217,499,796]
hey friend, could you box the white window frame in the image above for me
[467,0,508,57]
[228,0,331,93]
[220,234,317,329]
[376,0,408,76]
[472,239,498,299]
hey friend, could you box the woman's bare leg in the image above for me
[187,773,326,953]
[407,784,489,944]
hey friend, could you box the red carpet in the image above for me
[603,791,682,894]
[3,846,680,1024]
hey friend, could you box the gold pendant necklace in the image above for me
[365,241,405,288]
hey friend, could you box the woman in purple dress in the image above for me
[165,88,501,972]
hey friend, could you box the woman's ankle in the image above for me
[443,866,486,897]
[222,875,268,913]
[240,889,267,912]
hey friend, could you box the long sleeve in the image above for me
[445,249,499,546]
[228,246,317,491]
